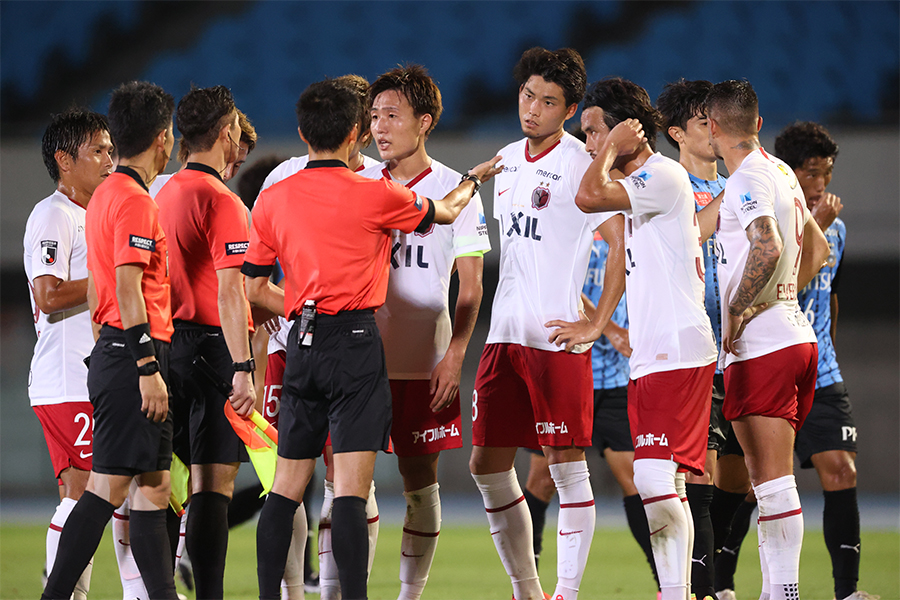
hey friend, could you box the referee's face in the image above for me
[371,90,427,163]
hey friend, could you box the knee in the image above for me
[817,454,857,490]
[632,459,676,498]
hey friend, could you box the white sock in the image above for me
[282,502,307,600]
[112,498,149,600]
[633,459,690,600]
[398,483,441,600]
[46,498,76,578]
[676,473,694,598]
[754,476,803,600]
[366,480,379,579]
[548,461,595,600]
[174,506,188,571]
[472,469,543,600]
[758,523,771,600]
[319,481,340,600]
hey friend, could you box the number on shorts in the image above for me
[471,390,478,421]
[73,412,93,447]
[264,384,282,418]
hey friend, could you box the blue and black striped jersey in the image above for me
[798,217,845,388]
[583,234,630,389]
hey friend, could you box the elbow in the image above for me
[574,190,598,213]
[244,278,262,306]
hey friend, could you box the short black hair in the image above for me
[295,79,362,153]
[706,79,759,138]
[513,47,587,107]
[656,79,714,149]
[176,85,236,153]
[236,154,286,211]
[584,77,665,151]
[369,64,442,137]
[774,122,839,171]
[107,81,175,159]
[41,108,110,183]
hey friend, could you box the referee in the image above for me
[243,78,502,600]
[42,81,178,600]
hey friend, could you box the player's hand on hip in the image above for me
[545,316,601,353]
[469,155,504,184]
[229,371,256,418]
[262,317,282,335]
[723,302,768,355]
[811,192,843,230]
[139,372,169,422]
[429,350,463,413]
[608,118,646,157]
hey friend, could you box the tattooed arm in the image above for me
[723,215,782,354]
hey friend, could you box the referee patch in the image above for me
[41,240,58,265]
[414,194,423,211]
[225,241,249,255]
[129,234,156,252]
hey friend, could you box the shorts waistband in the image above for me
[99,324,169,347]
[292,309,375,327]
[173,319,223,334]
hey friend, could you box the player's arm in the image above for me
[547,214,627,351]
[575,119,646,213]
[430,156,503,225]
[697,191,724,242]
[87,271,101,342]
[580,292,631,358]
[217,267,255,417]
[116,264,168,422]
[31,275,88,314]
[722,215,782,355]
[430,254,484,413]
[796,216,829,291]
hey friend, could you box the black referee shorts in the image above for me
[592,386,634,453]
[88,325,173,476]
[279,310,392,460]
[795,381,857,468]
[168,321,249,466]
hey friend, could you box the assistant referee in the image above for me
[242,78,502,600]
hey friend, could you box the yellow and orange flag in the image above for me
[224,404,279,496]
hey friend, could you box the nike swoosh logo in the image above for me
[649,525,668,536]
[79,451,93,459]
[318,551,332,556]
[559,529,583,536]
[498,188,511,195]
[401,551,424,558]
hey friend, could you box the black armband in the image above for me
[241,261,274,278]
[124,323,156,362]
[414,197,436,234]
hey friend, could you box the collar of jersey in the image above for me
[185,162,224,182]
[305,159,348,169]
[115,166,149,192]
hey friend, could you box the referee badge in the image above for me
[40,240,58,265]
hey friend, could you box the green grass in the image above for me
[2,523,897,599]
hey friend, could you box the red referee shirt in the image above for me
[86,166,173,342]
[242,160,435,318]
[156,163,253,330]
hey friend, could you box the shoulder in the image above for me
[428,159,462,183]
[263,156,308,190]
[358,162,388,181]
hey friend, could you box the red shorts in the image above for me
[33,402,94,479]
[628,364,715,476]
[472,343,593,449]
[723,343,818,431]
[390,380,462,457]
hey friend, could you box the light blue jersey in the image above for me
[798,217,845,388]
[688,172,727,373]
[583,233,629,389]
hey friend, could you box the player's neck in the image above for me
[721,136,760,176]
[387,146,431,182]
[309,143,352,167]
[187,148,229,178]
[119,149,164,187]
[618,144,654,177]
[679,152,719,181]
[56,179,91,208]
[525,128,564,158]
[348,151,366,172]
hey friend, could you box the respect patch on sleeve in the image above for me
[129,234,156,252]
[225,241,249,255]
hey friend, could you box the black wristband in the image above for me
[124,323,156,362]
[460,173,481,196]
[137,360,160,377]
[233,358,256,372]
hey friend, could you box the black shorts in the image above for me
[168,321,249,466]
[708,374,732,453]
[592,386,633,453]
[794,381,857,468]
[279,311,392,460]
[88,326,173,476]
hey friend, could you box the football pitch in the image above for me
[2,524,897,599]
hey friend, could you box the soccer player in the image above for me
[42,80,178,600]
[656,78,729,600]
[26,108,114,600]
[155,85,256,600]
[362,64,491,600]
[706,80,829,600]
[469,47,626,600]
[572,77,718,600]
[244,78,502,600]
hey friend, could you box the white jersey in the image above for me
[618,153,717,380]
[486,133,617,353]
[148,172,174,199]
[716,148,816,368]
[23,191,93,405]
[360,160,491,378]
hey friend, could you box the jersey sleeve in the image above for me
[113,194,159,268]
[377,178,434,234]
[27,204,75,282]
[619,162,681,220]
[207,191,251,270]
[451,191,491,257]
[242,194,278,277]
[723,170,777,231]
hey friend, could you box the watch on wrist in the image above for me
[137,360,160,377]
[233,358,256,372]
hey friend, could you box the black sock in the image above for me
[228,483,266,528]
[623,493,660,589]
[166,507,182,570]
[714,499,756,591]
[332,495,369,600]
[710,486,747,553]
[824,487,860,600]
[523,487,549,564]
[257,492,299,600]
[187,491,231,599]
[42,491,115,599]
[686,483,716,599]
[131,508,179,599]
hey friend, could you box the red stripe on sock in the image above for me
[485,495,525,513]
[403,527,440,538]
[758,508,803,522]
[367,515,379,524]
[680,496,688,503]
[49,523,63,532]
[319,522,332,531]
[559,500,595,509]
[112,512,129,520]
[642,493,679,505]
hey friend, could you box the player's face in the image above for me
[370,90,427,163]
[794,156,834,209]
[70,129,114,195]
[581,106,611,160]
[681,113,717,162]
[162,122,175,168]
[518,76,574,140]
[223,142,249,182]
[225,113,242,164]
